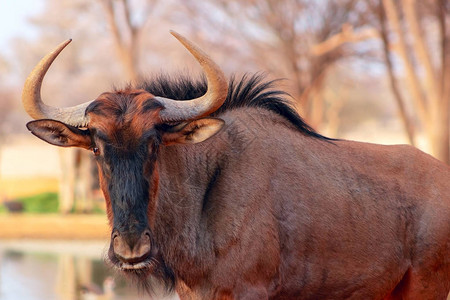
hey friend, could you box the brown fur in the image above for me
[27,88,450,299]
[155,108,449,299]
[93,92,450,299]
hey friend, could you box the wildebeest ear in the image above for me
[162,118,225,145]
[26,119,92,149]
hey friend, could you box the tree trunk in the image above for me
[382,0,450,163]
[430,113,449,164]
[305,72,327,129]
[58,148,75,214]
[437,0,450,164]
[382,0,431,133]
[100,0,143,84]
[0,135,4,201]
[74,150,94,213]
[377,1,416,146]
[402,0,447,162]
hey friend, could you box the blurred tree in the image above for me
[99,0,158,83]
[24,0,114,105]
[377,0,450,163]
[183,0,376,130]
[307,0,450,163]
[0,93,14,139]
[0,89,15,191]
[0,52,15,185]
[0,55,9,79]
[22,0,112,213]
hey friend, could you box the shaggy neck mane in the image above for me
[137,74,328,139]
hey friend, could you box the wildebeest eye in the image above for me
[92,147,100,156]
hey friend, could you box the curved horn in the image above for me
[156,31,228,122]
[22,39,92,127]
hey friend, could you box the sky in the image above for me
[0,1,43,48]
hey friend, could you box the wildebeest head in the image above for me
[23,32,227,290]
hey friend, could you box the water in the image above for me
[0,240,178,300]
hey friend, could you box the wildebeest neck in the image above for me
[154,136,231,285]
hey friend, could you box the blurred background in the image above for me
[0,0,449,299]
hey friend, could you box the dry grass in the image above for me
[0,177,59,199]
[0,175,110,240]
[0,214,110,239]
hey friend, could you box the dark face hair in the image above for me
[98,137,176,292]
[85,90,158,219]
[86,91,177,292]
[100,139,152,235]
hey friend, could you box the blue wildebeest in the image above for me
[23,32,449,299]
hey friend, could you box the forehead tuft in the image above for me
[86,89,159,116]
[86,89,163,146]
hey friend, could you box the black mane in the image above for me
[138,74,328,139]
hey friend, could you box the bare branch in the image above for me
[377,2,416,145]
[100,0,123,47]
[382,0,431,132]
[311,23,379,56]
[402,0,439,116]
[98,0,145,83]
[122,0,137,37]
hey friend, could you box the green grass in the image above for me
[91,205,106,214]
[17,192,59,213]
[2,192,106,214]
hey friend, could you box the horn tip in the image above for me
[169,30,184,42]
[56,39,72,53]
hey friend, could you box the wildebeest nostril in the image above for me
[143,229,151,241]
[112,230,152,264]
